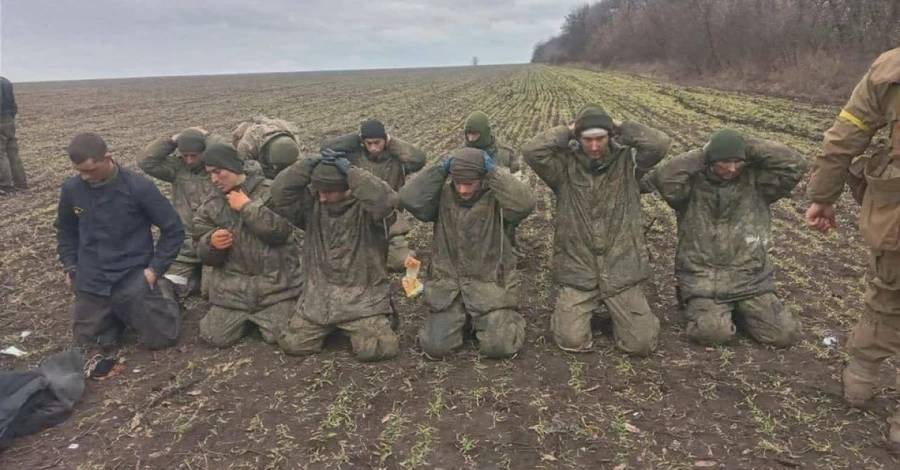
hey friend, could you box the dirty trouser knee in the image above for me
[551,286,600,352]
[73,269,181,350]
[279,315,333,356]
[684,297,736,345]
[340,315,399,362]
[200,306,250,348]
[419,297,467,359]
[472,308,525,359]
[604,284,659,356]
[249,301,293,344]
[848,249,900,363]
[734,293,799,347]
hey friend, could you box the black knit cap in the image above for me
[360,119,387,140]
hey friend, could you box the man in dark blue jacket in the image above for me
[55,132,184,349]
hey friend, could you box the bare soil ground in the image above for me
[0,65,894,469]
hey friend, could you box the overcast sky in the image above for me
[0,0,578,82]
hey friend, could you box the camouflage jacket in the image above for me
[648,138,807,302]
[233,116,301,178]
[461,140,521,173]
[271,160,398,326]
[522,122,671,295]
[139,136,263,263]
[400,165,535,314]
[193,175,303,312]
[320,133,427,191]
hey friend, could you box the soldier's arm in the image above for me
[137,177,185,276]
[348,167,400,222]
[648,149,705,209]
[489,167,536,223]
[232,121,253,147]
[616,121,672,176]
[240,192,296,246]
[746,137,808,203]
[270,156,318,229]
[389,137,427,174]
[522,126,570,192]
[399,164,446,223]
[54,183,79,274]
[321,132,361,153]
[137,137,179,183]
[193,202,229,268]
[808,69,894,204]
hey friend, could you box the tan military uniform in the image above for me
[807,47,900,445]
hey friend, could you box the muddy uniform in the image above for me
[139,134,261,297]
[55,166,183,349]
[232,116,301,179]
[523,112,670,356]
[807,47,900,444]
[400,156,535,359]
[321,132,426,270]
[272,156,400,362]
[193,175,303,347]
[0,76,25,191]
[649,136,806,346]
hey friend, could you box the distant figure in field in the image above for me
[0,76,26,194]
[401,147,535,359]
[232,116,301,179]
[646,129,806,347]
[193,142,303,348]
[320,119,426,271]
[522,104,670,356]
[272,150,400,362]
[805,47,900,450]
[55,132,183,350]
[139,129,261,298]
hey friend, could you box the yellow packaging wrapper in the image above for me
[402,255,424,297]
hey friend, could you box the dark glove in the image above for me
[441,157,452,174]
[483,153,496,173]
[321,153,353,175]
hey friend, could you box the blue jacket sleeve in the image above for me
[54,182,79,272]
[138,178,184,275]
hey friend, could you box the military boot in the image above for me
[843,358,880,407]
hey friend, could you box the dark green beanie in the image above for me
[177,129,206,155]
[449,147,486,182]
[311,164,349,191]
[201,142,244,174]
[266,135,300,169]
[574,104,614,136]
[464,111,493,149]
[705,129,746,163]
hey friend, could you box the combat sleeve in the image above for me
[400,164,447,223]
[137,137,179,183]
[193,201,229,268]
[348,167,399,222]
[522,125,570,192]
[389,137,427,174]
[138,177,185,276]
[232,121,253,148]
[488,167,536,223]
[54,182,79,273]
[745,137,808,204]
[270,156,317,229]
[321,132,362,153]
[648,149,705,210]
[240,192,295,246]
[808,68,895,203]
[617,121,672,175]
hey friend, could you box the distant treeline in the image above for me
[532,0,900,97]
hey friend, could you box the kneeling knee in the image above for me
[759,326,800,349]
[688,318,735,346]
[357,333,399,362]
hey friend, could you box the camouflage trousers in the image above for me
[419,296,525,359]
[0,115,26,189]
[684,293,799,347]
[387,233,412,272]
[199,300,293,348]
[552,284,659,357]
[847,249,900,363]
[279,314,398,362]
[164,259,202,299]
[72,268,180,350]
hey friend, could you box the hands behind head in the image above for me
[319,149,353,175]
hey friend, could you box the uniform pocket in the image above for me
[860,153,900,251]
